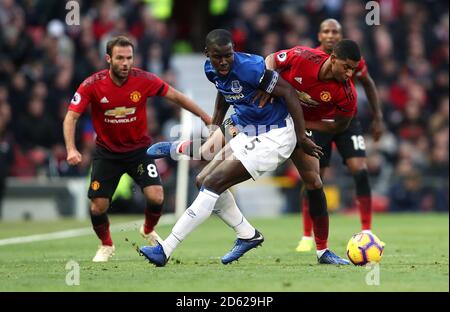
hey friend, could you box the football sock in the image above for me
[307,188,329,251]
[213,189,255,239]
[143,203,162,234]
[176,139,206,159]
[353,170,372,231]
[316,248,327,258]
[162,188,219,257]
[90,211,113,246]
[302,198,313,237]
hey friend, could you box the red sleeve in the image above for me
[144,73,169,97]
[335,81,358,118]
[68,82,92,114]
[355,57,368,79]
[273,48,295,70]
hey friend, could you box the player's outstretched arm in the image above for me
[63,110,82,166]
[358,73,384,141]
[271,76,323,159]
[164,86,212,125]
[211,92,229,126]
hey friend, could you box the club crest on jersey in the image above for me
[231,80,243,93]
[320,91,332,102]
[130,91,141,103]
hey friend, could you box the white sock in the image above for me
[362,229,372,234]
[162,188,219,257]
[213,189,255,239]
[316,248,328,258]
[302,236,313,240]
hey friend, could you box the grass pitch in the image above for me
[0,213,447,292]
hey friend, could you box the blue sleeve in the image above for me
[244,56,266,89]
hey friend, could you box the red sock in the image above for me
[302,199,313,237]
[93,222,113,246]
[178,140,192,155]
[357,195,372,230]
[312,215,329,250]
[144,211,161,234]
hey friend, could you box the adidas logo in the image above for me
[100,97,109,103]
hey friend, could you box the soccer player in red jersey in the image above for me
[295,19,385,252]
[264,39,360,263]
[63,36,211,262]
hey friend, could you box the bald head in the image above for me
[319,19,342,32]
[318,19,343,54]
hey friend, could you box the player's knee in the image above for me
[90,198,109,215]
[202,173,223,194]
[146,187,164,206]
[346,158,367,175]
[195,173,206,189]
[304,172,323,190]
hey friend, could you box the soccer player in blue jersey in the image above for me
[139,29,322,266]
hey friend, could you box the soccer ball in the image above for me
[346,232,385,266]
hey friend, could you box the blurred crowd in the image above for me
[0,0,448,212]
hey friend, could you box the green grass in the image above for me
[0,213,447,292]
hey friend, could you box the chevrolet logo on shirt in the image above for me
[104,106,136,118]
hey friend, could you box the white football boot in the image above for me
[92,245,115,262]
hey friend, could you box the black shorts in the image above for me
[312,118,367,168]
[88,145,161,199]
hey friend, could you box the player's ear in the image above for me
[204,47,209,57]
[105,54,111,65]
[330,54,336,64]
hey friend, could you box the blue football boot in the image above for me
[318,249,350,265]
[221,230,264,264]
[139,242,169,267]
[146,141,177,159]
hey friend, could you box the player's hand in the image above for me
[201,114,212,126]
[252,90,274,108]
[67,149,82,166]
[370,118,385,142]
[299,136,323,159]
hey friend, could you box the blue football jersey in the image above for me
[205,52,288,128]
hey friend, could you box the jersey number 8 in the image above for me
[147,164,159,178]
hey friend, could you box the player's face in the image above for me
[331,56,358,82]
[318,22,343,53]
[107,45,134,79]
[206,43,234,76]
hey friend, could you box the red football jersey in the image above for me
[68,68,168,153]
[354,56,368,79]
[274,46,357,121]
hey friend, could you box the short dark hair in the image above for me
[106,36,134,56]
[332,39,361,62]
[205,29,232,47]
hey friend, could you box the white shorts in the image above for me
[230,115,296,180]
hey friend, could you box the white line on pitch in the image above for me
[0,215,176,247]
